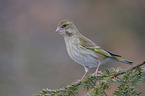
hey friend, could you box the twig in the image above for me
[39,61,145,95]
[113,61,145,77]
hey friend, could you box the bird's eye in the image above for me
[61,24,68,28]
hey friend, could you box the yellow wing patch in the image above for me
[87,48,111,57]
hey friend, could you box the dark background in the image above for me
[0,0,145,96]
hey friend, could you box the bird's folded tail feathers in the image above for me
[113,57,133,65]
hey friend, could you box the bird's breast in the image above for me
[65,39,101,68]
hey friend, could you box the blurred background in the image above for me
[0,0,145,96]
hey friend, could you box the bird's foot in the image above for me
[91,71,102,78]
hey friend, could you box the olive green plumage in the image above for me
[56,19,133,80]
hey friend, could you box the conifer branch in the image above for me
[34,61,145,96]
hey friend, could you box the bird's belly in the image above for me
[73,54,100,68]
[67,45,100,68]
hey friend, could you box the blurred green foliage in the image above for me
[37,61,145,96]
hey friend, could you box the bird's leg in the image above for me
[81,72,87,80]
[92,63,100,76]
[76,67,88,84]
[80,66,89,80]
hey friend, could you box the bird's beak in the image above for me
[55,27,60,33]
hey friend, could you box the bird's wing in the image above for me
[86,47,112,57]
[79,35,121,57]
[78,35,97,48]
[106,51,121,57]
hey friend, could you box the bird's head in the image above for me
[56,19,79,37]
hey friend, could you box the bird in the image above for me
[56,19,133,80]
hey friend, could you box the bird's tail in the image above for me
[113,57,133,65]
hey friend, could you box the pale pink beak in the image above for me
[55,27,60,33]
